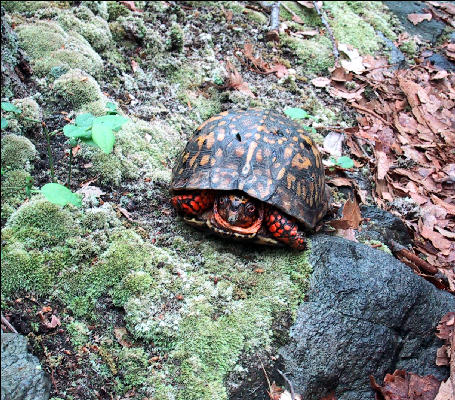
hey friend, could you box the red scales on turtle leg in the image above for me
[171,190,215,216]
[265,208,306,250]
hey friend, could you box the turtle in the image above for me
[170,108,330,250]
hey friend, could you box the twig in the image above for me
[259,2,281,42]
[260,360,273,395]
[312,1,339,63]
[277,369,296,400]
[350,102,391,126]
[1,313,18,333]
[43,122,55,182]
[389,240,438,275]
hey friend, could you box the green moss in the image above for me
[1,169,32,220]
[323,2,380,54]
[1,134,37,171]
[360,239,392,255]
[16,21,103,77]
[345,1,397,40]
[112,270,154,306]
[115,16,147,42]
[2,1,69,14]
[106,1,132,21]
[116,347,149,389]
[5,198,79,248]
[245,10,268,25]
[53,69,103,110]
[279,1,322,26]
[399,40,418,57]
[80,118,181,186]
[57,6,112,51]
[10,97,42,134]
[67,320,90,348]
[82,1,109,20]
[168,22,184,52]
[281,35,334,74]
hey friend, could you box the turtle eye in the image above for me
[246,204,256,214]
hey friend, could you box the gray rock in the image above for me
[1,333,50,400]
[358,205,412,248]
[279,235,454,400]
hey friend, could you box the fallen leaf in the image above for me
[311,77,331,87]
[371,370,441,400]
[114,327,132,347]
[225,60,255,97]
[330,198,362,230]
[292,14,304,24]
[131,59,138,72]
[120,1,141,12]
[77,185,105,199]
[338,43,366,74]
[323,131,344,157]
[293,29,319,37]
[434,379,455,400]
[407,13,432,25]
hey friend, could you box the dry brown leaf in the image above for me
[418,222,452,254]
[436,312,455,340]
[434,379,455,400]
[407,13,432,25]
[371,370,441,400]
[225,60,255,97]
[311,77,331,87]
[114,327,132,347]
[330,198,362,230]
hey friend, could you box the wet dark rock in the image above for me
[1,333,51,400]
[384,1,446,43]
[278,235,454,400]
[425,53,455,72]
[358,205,413,248]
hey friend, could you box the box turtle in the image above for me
[170,109,329,250]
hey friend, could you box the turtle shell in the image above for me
[171,109,328,228]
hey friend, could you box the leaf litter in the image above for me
[316,39,455,292]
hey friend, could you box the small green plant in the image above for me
[40,183,82,207]
[1,102,22,129]
[62,103,128,154]
[330,155,355,169]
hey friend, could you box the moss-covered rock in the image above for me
[81,1,109,20]
[281,35,334,75]
[168,22,184,52]
[1,134,36,171]
[10,97,42,135]
[53,69,103,110]
[4,197,79,248]
[57,6,112,51]
[2,1,69,14]
[106,1,131,22]
[15,21,103,77]
[80,118,181,186]
[1,169,32,220]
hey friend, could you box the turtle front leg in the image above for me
[171,190,215,216]
[265,209,306,250]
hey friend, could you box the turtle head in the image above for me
[215,193,260,228]
[210,192,264,236]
